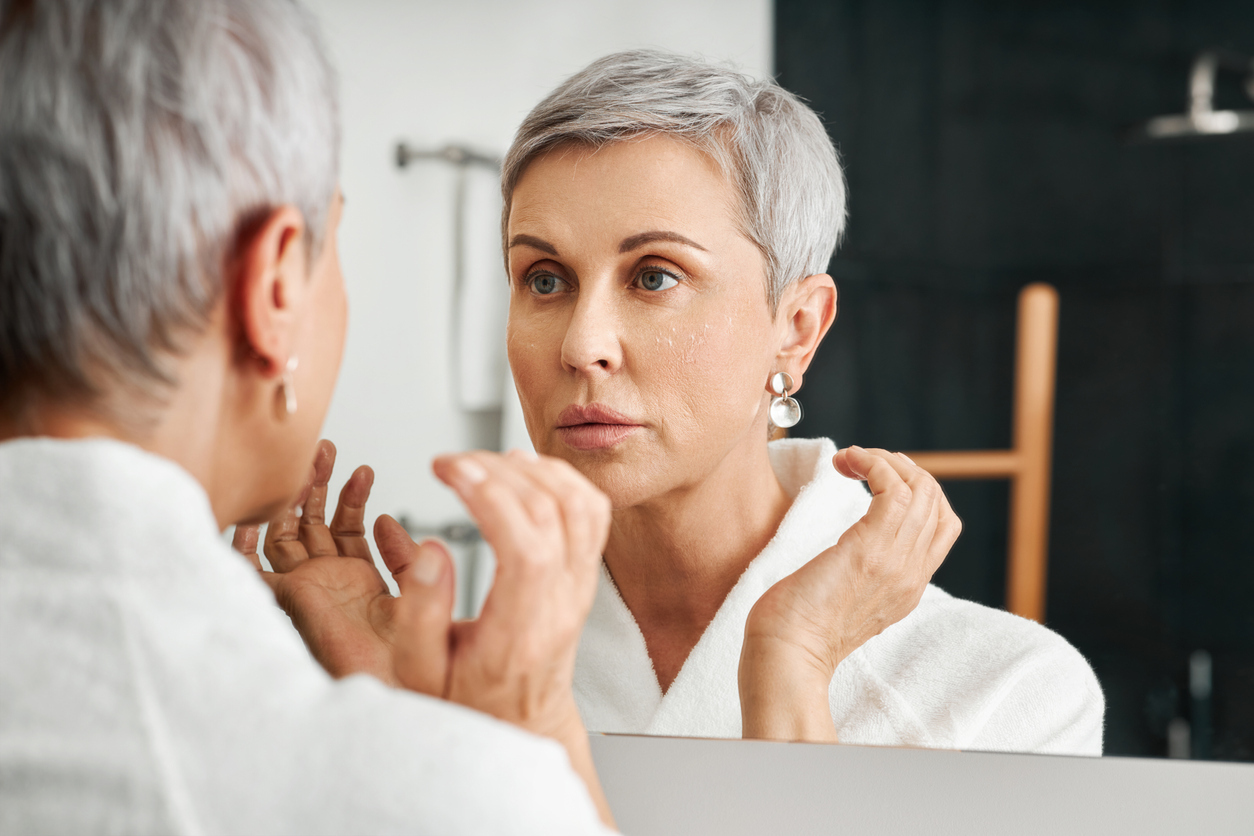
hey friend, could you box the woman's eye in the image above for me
[527,273,566,295]
[637,268,679,292]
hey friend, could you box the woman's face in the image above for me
[506,136,783,508]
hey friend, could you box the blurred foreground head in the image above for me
[0,0,339,424]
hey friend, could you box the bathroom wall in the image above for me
[304,0,771,539]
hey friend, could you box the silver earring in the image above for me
[768,371,802,429]
[281,355,299,416]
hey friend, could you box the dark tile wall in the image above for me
[777,0,1254,760]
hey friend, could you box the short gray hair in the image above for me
[0,0,339,415]
[501,49,846,311]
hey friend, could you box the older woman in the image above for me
[263,51,1104,755]
[0,0,613,832]
[496,50,1104,753]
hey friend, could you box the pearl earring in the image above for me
[768,371,802,429]
[281,355,299,416]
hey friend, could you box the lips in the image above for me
[556,403,642,451]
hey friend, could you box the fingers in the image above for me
[232,524,263,571]
[330,465,375,562]
[502,449,611,574]
[433,449,609,577]
[264,445,323,573]
[380,515,456,698]
[433,454,539,586]
[834,445,915,486]
[928,490,963,573]
[834,447,915,541]
[298,440,340,558]
[263,481,309,573]
[375,514,435,578]
[431,450,606,630]
[833,446,955,575]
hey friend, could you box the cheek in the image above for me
[304,265,348,408]
[505,309,555,408]
[321,273,348,370]
[684,329,766,410]
[656,309,770,387]
[637,313,774,447]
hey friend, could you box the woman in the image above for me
[498,50,1104,753]
[0,0,613,831]
[259,51,1103,754]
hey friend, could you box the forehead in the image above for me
[508,135,744,242]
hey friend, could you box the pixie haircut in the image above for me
[501,49,846,311]
[0,0,339,414]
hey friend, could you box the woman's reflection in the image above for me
[500,50,1104,754]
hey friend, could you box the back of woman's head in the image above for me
[0,0,338,418]
[501,49,846,312]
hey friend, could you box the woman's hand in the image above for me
[235,442,614,826]
[425,449,609,738]
[232,439,456,691]
[738,446,961,742]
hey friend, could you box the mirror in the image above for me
[309,0,1253,763]
[774,0,1254,763]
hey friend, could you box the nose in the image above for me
[560,287,622,375]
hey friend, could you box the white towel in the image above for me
[0,437,611,834]
[572,437,1106,756]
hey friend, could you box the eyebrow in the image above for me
[619,230,708,254]
[507,230,709,256]
[508,234,558,255]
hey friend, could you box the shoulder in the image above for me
[181,668,607,834]
[899,586,1085,663]
[847,586,1105,755]
[892,586,1102,697]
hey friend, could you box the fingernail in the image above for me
[412,548,443,586]
[451,458,488,492]
[899,453,918,466]
[508,447,539,460]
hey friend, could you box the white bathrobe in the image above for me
[0,438,610,836]
[573,438,1105,756]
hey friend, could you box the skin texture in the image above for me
[505,136,962,739]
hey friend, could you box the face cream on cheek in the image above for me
[679,323,711,364]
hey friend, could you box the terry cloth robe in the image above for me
[573,437,1105,757]
[0,438,611,836]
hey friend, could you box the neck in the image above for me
[603,434,791,692]
[0,336,240,530]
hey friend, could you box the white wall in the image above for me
[303,0,771,596]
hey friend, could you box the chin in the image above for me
[573,457,663,511]
[236,480,300,527]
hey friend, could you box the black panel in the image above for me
[778,0,1254,761]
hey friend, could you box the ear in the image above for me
[773,273,837,393]
[230,206,310,378]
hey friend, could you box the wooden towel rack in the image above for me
[905,283,1060,623]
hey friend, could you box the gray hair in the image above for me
[501,49,846,311]
[0,0,339,415]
